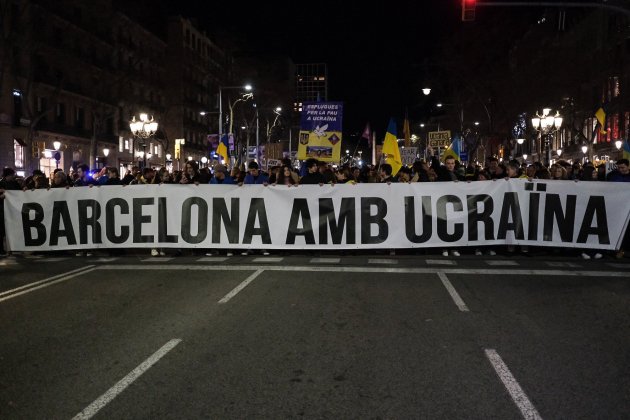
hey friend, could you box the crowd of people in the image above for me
[0,155,628,259]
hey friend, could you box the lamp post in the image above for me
[531,108,562,165]
[102,147,109,168]
[615,140,624,159]
[129,113,158,169]
[53,141,61,169]
[268,106,283,142]
[218,84,252,146]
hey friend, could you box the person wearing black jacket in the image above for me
[0,167,22,257]
[299,158,326,184]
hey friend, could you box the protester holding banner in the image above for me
[607,158,630,258]
[243,161,269,185]
[275,166,298,186]
[210,164,235,185]
[299,159,326,185]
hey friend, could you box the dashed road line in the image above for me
[94,257,120,263]
[94,264,629,277]
[368,258,398,264]
[310,258,341,264]
[486,260,519,266]
[252,257,284,263]
[545,262,582,268]
[38,257,69,263]
[426,259,457,266]
[140,257,174,262]
[197,257,229,262]
[485,349,542,420]
[606,262,630,269]
[218,269,265,304]
[72,339,182,420]
[437,272,469,312]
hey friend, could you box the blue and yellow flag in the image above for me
[595,107,607,134]
[442,136,462,162]
[623,140,630,161]
[382,118,402,175]
[216,134,229,163]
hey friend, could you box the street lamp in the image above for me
[615,140,623,151]
[129,113,158,169]
[218,84,253,145]
[53,141,61,169]
[531,108,562,165]
[422,88,431,96]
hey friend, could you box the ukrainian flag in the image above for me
[623,140,630,161]
[442,136,462,162]
[595,107,607,134]
[217,134,229,163]
[382,118,402,176]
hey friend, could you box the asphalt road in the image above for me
[1,250,629,419]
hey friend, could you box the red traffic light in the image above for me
[462,0,476,21]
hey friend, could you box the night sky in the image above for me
[122,1,540,138]
[169,1,459,135]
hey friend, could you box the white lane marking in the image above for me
[0,266,96,302]
[94,257,119,263]
[486,260,519,266]
[368,259,398,264]
[93,264,629,277]
[140,257,174,262]
[72,339,181,420]
[426,259,456,265]
[437,272,469,312]
[252,257,284,263]
[310,258,341,264]
[606,263,630,269]
[197,257,229,262]
[485,349,543,420]
[546,262,582,268]
[218,269,265,304]
[39,257,69,263]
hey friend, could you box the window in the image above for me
[56,103,66,124]
[37,97,48,121]
[75,107,85,129]
[14,139,25,169]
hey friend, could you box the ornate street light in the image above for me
[615,140,623,150]
[53,141,62,169]
[129,113,158,169]
[422,88,431,96]
[531,108,562,165]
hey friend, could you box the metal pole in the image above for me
[218,86,223,144]
[255,107,259,162]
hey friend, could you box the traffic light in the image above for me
[462,0,476,21]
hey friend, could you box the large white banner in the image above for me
[4,180,630,251]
